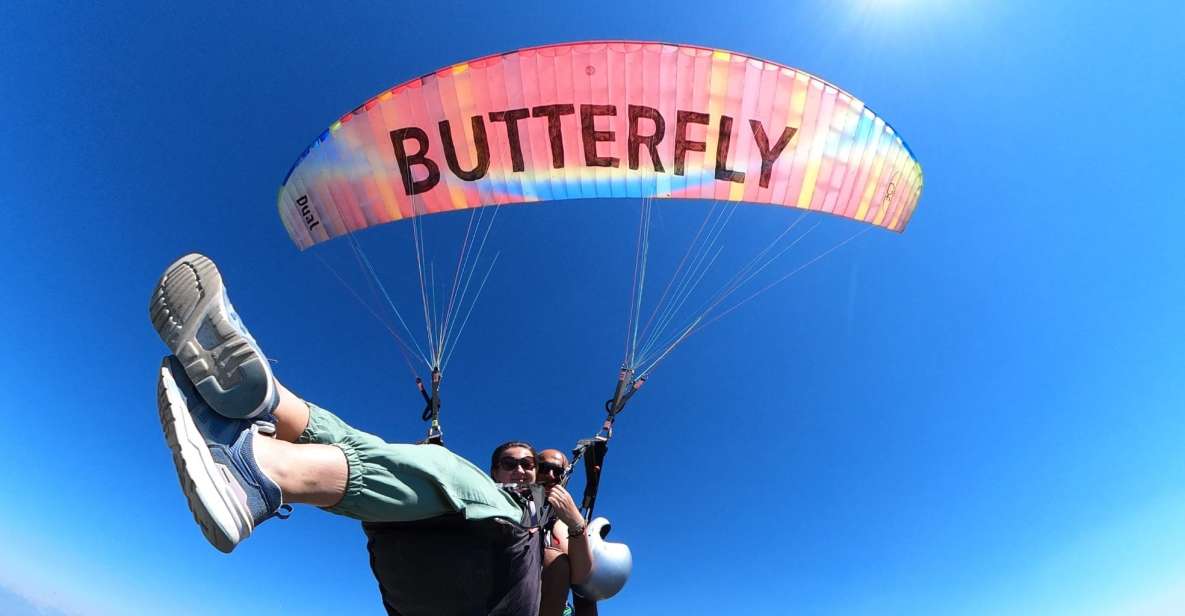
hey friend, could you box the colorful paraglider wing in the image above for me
[278,41,923,250]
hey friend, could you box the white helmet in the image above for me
[572,517,632,601]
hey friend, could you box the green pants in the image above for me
[298,404,523,523]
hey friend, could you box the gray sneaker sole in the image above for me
[157,357,253,553]
[149,253,276,419]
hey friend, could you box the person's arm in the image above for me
[547,484,592,585]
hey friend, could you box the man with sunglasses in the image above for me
[149,253,580,616]
[536,450,598,616]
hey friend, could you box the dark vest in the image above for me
[363,510,543,616]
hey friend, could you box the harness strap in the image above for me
[578,437,609,520]
[416,368,443,445]
[547,368,645,523]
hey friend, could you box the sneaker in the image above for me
[149,253,277,419]
[157,355,286,553]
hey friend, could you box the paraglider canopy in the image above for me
[278,41,922,250]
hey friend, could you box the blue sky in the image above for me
[2,1,1183,614]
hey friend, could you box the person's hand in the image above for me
[547,484,584,531]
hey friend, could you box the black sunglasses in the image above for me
[498,456,536,472]
[538,462,565,476]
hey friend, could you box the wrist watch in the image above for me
[567,522,586,538]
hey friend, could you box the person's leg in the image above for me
[158,356,351,551]
[158,355,286,553]
[160,351,522,535]
[151,252,328,456]
[151,254,521,545]
[271,381,309,442]
[252,436,346,507]
[150,253,278,420]
[540,548,572,616]
[243,378,506,520]
[572,595,598,616]
[295,402,523,523]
